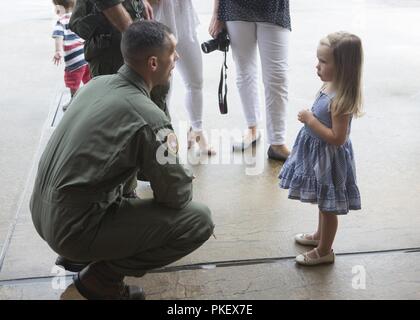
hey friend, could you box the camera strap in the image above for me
[218,50,228,114]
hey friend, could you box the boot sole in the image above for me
[55,257,88,273]
[72,273,147,300]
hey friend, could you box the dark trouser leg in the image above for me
[87,199,214,277]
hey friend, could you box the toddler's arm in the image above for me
[298,109,350,146]
[52,37,63,65]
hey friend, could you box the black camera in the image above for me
[201,30,230,114]
[201,30,230,54]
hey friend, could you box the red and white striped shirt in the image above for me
[52,12,87,72]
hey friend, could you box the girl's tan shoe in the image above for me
[296,248,335,266]
[294,233,320,246]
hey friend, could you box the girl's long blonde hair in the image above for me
[320,32,364,117]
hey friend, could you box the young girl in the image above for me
[279,31,363,266]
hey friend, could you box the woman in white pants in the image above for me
[151,0,215,155]
[209,0,291,160]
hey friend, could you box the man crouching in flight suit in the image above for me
[30,21,214,300]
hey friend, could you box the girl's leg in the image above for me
[317,211,338,256]
[226,21,260,143]
[302,211,337,259]
[300,210,322,240]
[314,211,322,240]
[296,209,338,265]
[256,22,290,151]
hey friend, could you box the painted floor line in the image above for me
[1,246,419,286]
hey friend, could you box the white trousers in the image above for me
[174,31,204,131]
[226,21,290,145]
[154,0,204,130]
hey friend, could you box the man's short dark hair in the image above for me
[121,21,173,63]
[52,0,75,9]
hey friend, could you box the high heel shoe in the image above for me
[187,128,216,156]
[232,131,261,151]
[267,145,290,161]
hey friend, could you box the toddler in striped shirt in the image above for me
[52,0,91,111]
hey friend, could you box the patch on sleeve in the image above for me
[167,132,179,156]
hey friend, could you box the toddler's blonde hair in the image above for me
[320,31,364,117]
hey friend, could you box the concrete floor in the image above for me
[0,0,419,300]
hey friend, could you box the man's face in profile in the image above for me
[155,34,178,86]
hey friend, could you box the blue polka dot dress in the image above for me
[279,91,361,215]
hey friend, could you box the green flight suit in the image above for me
[70,0,170,193]
[30,65,214,277]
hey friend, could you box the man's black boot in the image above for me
[55,256,89,273]
[73,261,145,300]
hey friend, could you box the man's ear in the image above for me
[148,56,158,72]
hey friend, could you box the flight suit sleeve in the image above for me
[91,0,124,11]
[136,125,194,210]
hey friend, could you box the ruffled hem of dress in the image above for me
[279,171,361,215]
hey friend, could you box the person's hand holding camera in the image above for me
[209,10,225,38]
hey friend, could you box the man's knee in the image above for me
[188,202,214,240]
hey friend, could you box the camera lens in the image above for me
[201,42,211,54]
[201,39,218,54]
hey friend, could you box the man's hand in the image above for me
[298,109,315,124]
[143,0,154,20]
[52,51,63,65]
